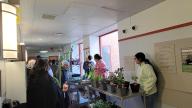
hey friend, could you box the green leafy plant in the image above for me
[94,75,102,81]
[93,100,112,108]
[114,67,125,85]
[131,76,138,83]
[130,76,140,93]
[88,69,102,81]
[87,69,95,80]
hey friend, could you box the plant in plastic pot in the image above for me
[116,83,128,96]
[130,76,140,93]
[93,75,102,88]
[105,72,115,93]
[89,70,102,88]
[108,72,118,93]
[89,70,95,86]
[110,81,117,93]
[115,67,129,96]
[101,79,108,91]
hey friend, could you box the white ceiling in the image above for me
[20,0,163,48]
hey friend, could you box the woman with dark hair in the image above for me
[94,54,107,101]
[94,54,107,78]
[134,52,157,108]
[27,59,69,108]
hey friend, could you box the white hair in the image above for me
[26,59,36,69]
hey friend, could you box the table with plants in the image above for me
[67,78,92,106]
[89,67,146,108]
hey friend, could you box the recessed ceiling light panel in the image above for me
[40,50,48,53]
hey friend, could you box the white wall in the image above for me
[118,0,192,78]
[118,0,192,107]
[118,0,192,40]
[5,62,26,103]
[0,61,6,97]
[0,61,26,106]
[0,60,6,108]
[119,25,192,64]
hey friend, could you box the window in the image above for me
[99,31,120,72]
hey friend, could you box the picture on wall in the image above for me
[181,48,192,73]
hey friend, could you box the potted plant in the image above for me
[88,69,102,88]
[92,75,102,88]
[93,100,111,108]
[115,68,129,96]
[101,79,108,91]
[105,72,114,92]
[92,99,121,108]
[110,81,118,93]
[130,76,140,93]
[107,72,118,93]
[89,70,95,86]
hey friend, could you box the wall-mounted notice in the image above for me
[124,56,136,73]
[181,48,192,73]
[123,56,136,81]
[155,41,176,73]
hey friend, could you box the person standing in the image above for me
[27,59,69,108]
[50,60,59,77]
[134,52,157,108]
[94,54,107,101]
[83,55,94,78]
[94,54,107,78]
[61,60,70,86]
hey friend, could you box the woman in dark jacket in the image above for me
[27,59,69,108]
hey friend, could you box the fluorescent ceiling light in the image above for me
[40,50,48,53]
[19,42,25,45]
[38,38,43,41]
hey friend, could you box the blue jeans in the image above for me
[142,93,157,108]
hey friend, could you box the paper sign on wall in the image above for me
[155,41,176,74]
[123,56,136,80]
